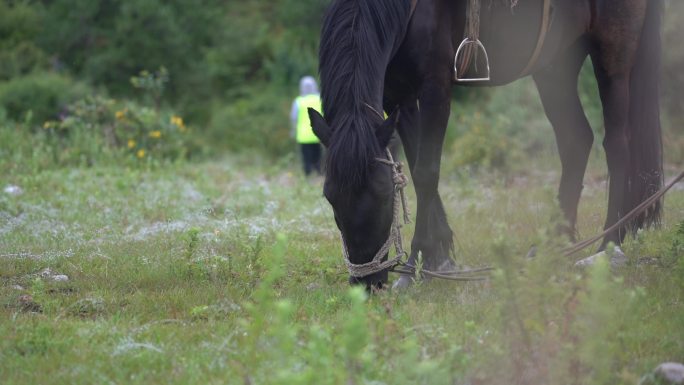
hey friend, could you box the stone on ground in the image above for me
[574,245,627,268]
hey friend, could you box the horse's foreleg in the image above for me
[385,97,422,289]
[533,45,592,241]
[407,76,455,273]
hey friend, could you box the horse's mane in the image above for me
[319,0,411,188]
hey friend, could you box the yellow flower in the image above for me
[170,115,185,128]
[137,149,146,158]
[43,121,52,129]
[149,130,162,139]
[127,139,136,149]
[115,109,127,120]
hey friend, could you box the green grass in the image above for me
[1,152,683,385]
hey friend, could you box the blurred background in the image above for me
[0,0,681,174]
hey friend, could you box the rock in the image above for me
[17,294,42,313]
[655,363,684,384]
[68,297,105,318]
[574,246,627,268]
[641,363,684,385]
[392,275,414,291]
[37,267,69,282]
[3,185,23,196]
[52,274,69,282]
[636,256,660,266]
[306,282,322,291]
[11,284,25,291]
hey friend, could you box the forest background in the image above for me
[0,0,682,171]
[2,2,684,384]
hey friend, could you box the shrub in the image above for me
[44,95,196,165]
[0,1,47,81]
[0,72,92,124]
[0,95,197,173]
[207,85,292,158]
[446,110,522,174]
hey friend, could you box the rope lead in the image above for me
[340,149,492,282]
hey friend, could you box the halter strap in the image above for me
[341,149,411,277]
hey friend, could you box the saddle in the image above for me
[453,0,553,82]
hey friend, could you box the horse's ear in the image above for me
[376,107,400,148]
[308,108,331,147]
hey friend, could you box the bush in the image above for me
[0,72,92,124]
[207,86,293,157]
[448,111,515,172]
[45,96,196,164]
[0,2,47,81]
[0,95,197,174]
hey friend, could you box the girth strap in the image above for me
[518,0,552,77]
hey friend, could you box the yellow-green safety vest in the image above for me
[296,94,322,144]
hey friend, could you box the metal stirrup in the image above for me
[454,38,491,83]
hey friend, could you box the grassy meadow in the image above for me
[2,1,684,384]
[1,106,683,384]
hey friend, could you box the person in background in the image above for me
[290,76,323,176]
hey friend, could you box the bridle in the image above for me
[340,148,494,282]
[340,149,411,278]
[339,104,494,281]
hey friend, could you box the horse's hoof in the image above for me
[392,275,414,291]
[574,246,628,268]
[435,258,457,272]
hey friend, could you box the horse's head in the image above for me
[308,107,401,290]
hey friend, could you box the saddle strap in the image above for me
[518,0,552,77]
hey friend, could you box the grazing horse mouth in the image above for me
[340,149,410,279]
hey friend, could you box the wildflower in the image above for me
[43,121,53,129]
[127,139,136,149]
[115,109,127,120]
[149,130,162,139]
[137,149,146,158]
[170,115,185,130]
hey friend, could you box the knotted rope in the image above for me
[341,149,411,277]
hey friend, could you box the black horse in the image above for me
[309,0,663,290]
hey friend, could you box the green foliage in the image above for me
[49,96,192,163]
[0,72,91,124]
[0,0,682,162]
[574,254,623,384]
[0,94,196,174]
[208,86,292,157]
[130,67,169,109]
[0,1,47,80]
[448,112,518,172]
